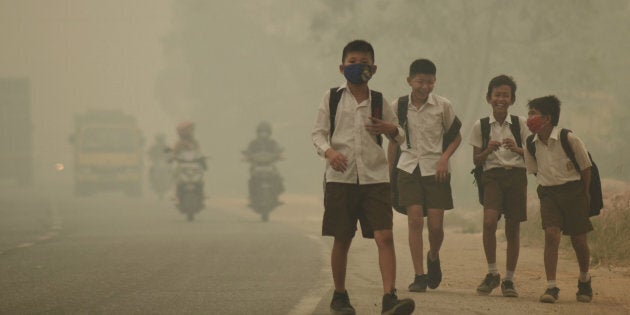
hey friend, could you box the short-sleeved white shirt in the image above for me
[392,93,457,176]
[524,127,592,186]
[311,84,405,184]
[468,114,529,171]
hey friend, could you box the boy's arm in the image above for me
[311,93,332,157]
[379,98,405,144]
[387,140,398,175]
[523,143,537,176]
[436,132,461,182]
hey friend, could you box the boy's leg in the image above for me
[504,218,520,275]
[482,209,500,268]
[426,208,444,259]
[374,229,396,294]
[407,205,425,276]
[332,237,353,293]
[544,227,562,282]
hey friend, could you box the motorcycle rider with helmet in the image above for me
[243,121,284,213]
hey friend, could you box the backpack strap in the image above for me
[370,90,384,146]
[328,87,344,140]
[525,134,536,158]
[330,87,384,146]
[480,117,491,150]
[443,116,462,152]
[509,115,522,148]
[397,96,410,149]
[559,129,581,172]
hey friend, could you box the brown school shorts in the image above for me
[482,167,527,222]
[537,180,594,236]
[323,182,393,239]
[396,167,454,215]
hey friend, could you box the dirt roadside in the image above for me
[214,194,630,314]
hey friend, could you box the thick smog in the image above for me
[1,1,630,314]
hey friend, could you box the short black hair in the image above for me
[342,40,375,63]
[486,75,517,101]
[527,95,561,126]
[409,59,436,76]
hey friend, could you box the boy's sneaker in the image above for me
[330,290,355,315]
[576,279,593,303]
[381,290,415,315]
[476,273,501,295]
[408,274,428,292]
[539,287,560,303]
[426,252,442,289]
[500,280,519,297]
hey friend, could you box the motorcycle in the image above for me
[245,151,283,222]
[149,157,173,200]
[172,150,206,221]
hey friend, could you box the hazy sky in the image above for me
[0,0,173,182]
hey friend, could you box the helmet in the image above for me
[257,121,272,135]
[177,120,194,137]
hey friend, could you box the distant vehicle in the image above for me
[0,78,33,185]
[69,110,144,197]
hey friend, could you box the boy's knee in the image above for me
[374,230,394,247]
[408,213,424,230]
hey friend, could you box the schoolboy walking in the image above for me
[311,40,415,315]
[388,59,462,293]
[523,95,594,303]
[469,75,529,297]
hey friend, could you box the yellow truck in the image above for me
[70,110,144,196]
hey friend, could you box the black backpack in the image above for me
[525,129,603,216]
[390,95,462,214]
[329,87,383,146]
[471,115,522,205]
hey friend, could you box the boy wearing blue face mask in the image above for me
[312,39,415,315]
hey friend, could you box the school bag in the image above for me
[329,87,383,146]
[470,115,522,205]
[390,95,462,214]
[525,129,603,216]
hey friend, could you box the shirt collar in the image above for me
[407,93,435,108]
[533,126,560,143]
[489,113,512,126]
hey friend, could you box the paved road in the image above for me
[0,191,325,314]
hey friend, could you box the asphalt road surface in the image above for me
[0,190,325,314]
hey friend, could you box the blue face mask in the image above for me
[343,63,374,84]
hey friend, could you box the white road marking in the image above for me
[287,234,331,315]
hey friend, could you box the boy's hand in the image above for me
[486,140,502,152]
[365,117,397,137]
[325,149,349,173]
[502,138,518,152]
[436,156,449,183]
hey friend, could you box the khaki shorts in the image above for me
[323,182,393,239]
[396,167,454,215]
[482,167,527,222]
[537,181,593,236]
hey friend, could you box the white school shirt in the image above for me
[468,114,529,171]
[311,85,405,184]
[524,127,592,186]
[392,93,456,176]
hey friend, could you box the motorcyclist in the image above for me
[172,121,206,208]
[243,121,284,208]
[147,133,169,163]
[147,133,172,198]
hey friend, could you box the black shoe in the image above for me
[330,290,356,315]
[576,279,593,303]
[540,287,560,303]
[426,252,442,289]
[408,274,428,292]
[500,280,519,297]
[381,290,415,315]
[476,273,501,295]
